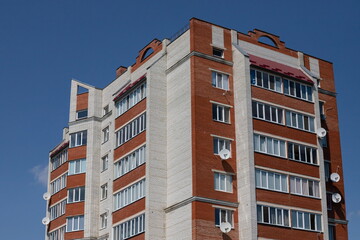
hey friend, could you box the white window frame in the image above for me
[114,145,146,179]
[212,103,230,123]
[102,154,109,172]
[66,215,84,232]
[103,126,109,143]
[283,78,313,102]
[113,213,145,240]
[290,176,320,198]
[115,82,147,117]
[257,204,290,227]
[113,179,145,211]
[211,71,229,90]
[288,142,318,165]
[291,210,322,232]
[67,187,85,203]
[48,226,66,240]
[115,113,146,148]
[285,110,315,132]
[214,208,234,227]
[253,134,286,158]
[49,200,66,220]
[252,101,283,124]
[101,183,108,200]
[255,169,288,193]
[214,172,232,193]
[51,148,68,171]
[213,137,231,155]
[50,173,67,195]
[69,130,87,148]
[100,212,108,229]
[76,109,88,120]
[250,68,282,93]
[68,158,86,175]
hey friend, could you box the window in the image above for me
[327,192,333,210]
[68,187,85,203]
[102,127,109,143]
[68,158,86,175]
[255,169,288,192]
[257,205,289,227]
[113,214,145,240]
[66,215,84,232]
[69,130,87,148]
[212,71,229,90]
[290,176,320,198]
[320,134,328,147]
[213,47,224,58]
[49,226,65,240]
[103,105,109,116]
[324,161,330,182]
[51,148,68,171]
[215,208,233,227]
[250,69,282,93]
[284,78,313,101]
[291,210,322,232]
[76,109,88,119]
[50,173,67,195]
[214,172,232,193]
[113,179,145,211]
[49,200,66,220]
[329,225,335,240]
[115,82,147,117]
[114,145,146,179]
[253,134,286,157]
[213,137,231,155]
[100,212,107,229]
[288,142,317,165]
[102,155,109,172]
[212,104,230,123]
[285,110,315,132]
[319,101,325,120]
[101,183,108,200]
[115,113,146,147]
[252,101,283,124]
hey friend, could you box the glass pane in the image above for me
[257,205,262,222]
[289,81,295,95]
[283,79,289,94]
[260,136,266,152]
[268,172,274,189]
[263,73,269,88]
[263,206,269,223]
[270,208,276,224]
[252,101,257,117]
[214,173,219,190]
[254,134,260,151]
[275,77,282,92]
[295,83,301,97]
[250,69,256,84]
[265,105,271,121]
[256,71,262,87]
[307,86,313,101]
[274,174,280,190]
[269,75,275,90]
[267,138,273,154]
[255,169,261,187]
[280,141,285,157]
[261,171,267,188]
[285,111,291,126]
[304,212,310,229]
[212,72,216,87]
[258,104,264,118]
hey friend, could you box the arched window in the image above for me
[141,48,154,61]
[258,36,278,47]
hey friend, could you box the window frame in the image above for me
[66,215,84,232]
[253,134,286,158]
[102,126,109,143]
[211,71,229,90]
[101,183,108,200]
[255,168,288,193]
[68,158,86,175]
[214,172,233,193]
[257,204,290,227]
[101,154,109,172]
[214,208,234,227]
[67,186,85,203]
[290,176,320,198]
[69,130,87,148]
[213,137,231,156]
[212,103,230,124]
[114,145,146,179]
[76,109,88,120]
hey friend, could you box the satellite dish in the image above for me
[330,173,340,183]
[220,222,232,233]
[42,217,50,225]
[332,193,342,203]
[316,128,327,138]
[43,192,51,200]
[219,149,231,160]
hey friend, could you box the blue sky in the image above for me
[0,0,359,239]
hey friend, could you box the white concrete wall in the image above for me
[237,40,299,69]
[167,30,190,68]
[145,53,167,240]
[232,40,258,240]
[166,204,192,240]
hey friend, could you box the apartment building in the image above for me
[43,18,348,240]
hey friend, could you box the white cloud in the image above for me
[30,165,48,187]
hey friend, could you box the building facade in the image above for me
[44,18,348,240]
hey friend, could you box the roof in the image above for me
[249,54,313,84]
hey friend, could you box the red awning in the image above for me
[249,55,313,84]
[113,74,146,102]
[50,141,69,158]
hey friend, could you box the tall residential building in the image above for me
[44,18,348,240]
